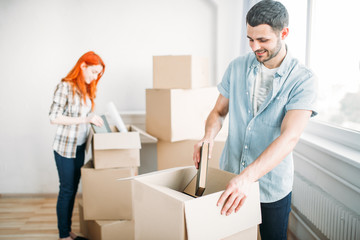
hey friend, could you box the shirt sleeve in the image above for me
[49,82,69,121]
[217,62,232,99]
[285,71,318,117]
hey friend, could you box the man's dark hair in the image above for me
[246,0,289,32]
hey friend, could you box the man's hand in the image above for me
[193,138,214,169]
[217,175,252,216]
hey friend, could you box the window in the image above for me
[309,0,360,132]
[280,0,360,132]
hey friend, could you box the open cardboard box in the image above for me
[153,55,210,89]
[128,166,261,240]
[87,125,156,169]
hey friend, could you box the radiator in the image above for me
[292,174,360,240]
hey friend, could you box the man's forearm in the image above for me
[204,110,224,140]
[203,94,229,140]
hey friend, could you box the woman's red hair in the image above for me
[62,51,105,111]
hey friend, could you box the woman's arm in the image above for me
[50,114,103,126]
[49,82,103,126]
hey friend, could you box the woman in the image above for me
[49,51,105,240]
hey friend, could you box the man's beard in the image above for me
[255,37,282,63]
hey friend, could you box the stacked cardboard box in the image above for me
[80,125,154,240]
[142,56,260,239]
[147,55,228,170]
[147,55,219,142]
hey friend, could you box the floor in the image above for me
[0,195,297,240]
[0,196,81,240]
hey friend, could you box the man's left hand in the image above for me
[217,175,252,216]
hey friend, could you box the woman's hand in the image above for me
[86,114,104,127]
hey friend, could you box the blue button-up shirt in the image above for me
[217,51,317,203]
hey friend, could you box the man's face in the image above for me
[247,24,285,67]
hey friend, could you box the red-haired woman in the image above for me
[49,51,105,240]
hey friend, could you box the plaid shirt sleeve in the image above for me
[49,82,69,121]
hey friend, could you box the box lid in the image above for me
[130,125,158,144]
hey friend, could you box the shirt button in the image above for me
[248,110,251,113]
[246,91,249,95]
[244,145,248,149]
[248,127,251,131]
[242,162,245,166]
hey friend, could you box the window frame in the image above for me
[305,120,360,152]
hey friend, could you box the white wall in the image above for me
[0,0,244,193]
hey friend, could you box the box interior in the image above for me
[136,167,237,199]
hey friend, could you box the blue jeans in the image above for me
[260,192,292,240]
[54,144,85,238]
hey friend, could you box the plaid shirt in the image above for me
[49,81,90,158]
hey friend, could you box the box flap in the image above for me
[184,182,261,240]
[130,125,158,143]
[133,166,196,189]
[93,131,141,150]
[117,166,194,181]
[133,177,187,240]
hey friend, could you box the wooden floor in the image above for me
[0,196,81,240]
[0,196,296,240]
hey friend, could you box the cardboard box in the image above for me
[146,87,219,142]
[222,226,257,240]
[79,200,134,240]
[88,125,144,169]
[81,160,136,220]
[132,167,261,240]
[87,220,134,240]
[157,139,226,170]
[78,200,89,238]
[153,55,210,89]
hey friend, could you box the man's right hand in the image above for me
[193,138,214,169]
[192,93,229,169]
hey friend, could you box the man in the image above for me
[193,1,317,239]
